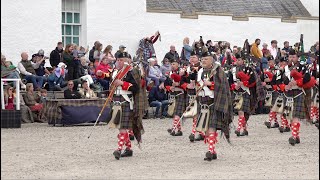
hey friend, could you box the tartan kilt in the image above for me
[271,90,278,105]
[197,96,228,134]
[304,88,312,119]
[234,91,251,114]
[312,87,319,101]
[285,89,307,120]
[112,95,133,129]
[170,91,186,117]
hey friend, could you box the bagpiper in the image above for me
[308,53,319,128]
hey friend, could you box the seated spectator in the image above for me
[95,56,112,90]
[23,83,45,122]
[160,58,171,77]
[32,49,50,78]
[47,62,67,91]
[148,82,169,118]
[49,42,64,68]
[18,52,45,91]
[1,54,26,89]
[93,42,103,67]
[4,85,15,110]
[100,45,116,65]
[40,89,48,103]
[148,58,166,87]
[221,49,237,66]
[79,57,94,86]
[79,81,97,99]
[164,45,180,62]
[64,80,81,99]
[19,93,34,123]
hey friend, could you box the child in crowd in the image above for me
[40,89,48,103]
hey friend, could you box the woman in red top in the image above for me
[4,85,14,110]
[96,56,112,90]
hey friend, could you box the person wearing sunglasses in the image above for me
[63,80,81,99]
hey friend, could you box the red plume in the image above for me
[171,73,181,82]
[290,70,303,81]
[264,71,274,80]
[237,71,250,82]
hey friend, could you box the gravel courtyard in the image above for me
[1,114,319,179]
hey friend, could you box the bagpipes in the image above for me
[87,63,131,138]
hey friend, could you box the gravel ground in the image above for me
[1,114,319,179]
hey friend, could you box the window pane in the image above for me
[73,37,79,46]
[62,25,65,35]
[62,12,65,23]
[74,13,80,23]
[66,36,72,45]
[73,26,79,35]
[73,0,80,11]
[65,0,72,11]
[67,13,73,23]
[65,25,72,35]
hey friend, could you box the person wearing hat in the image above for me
[165,58,187,137]
[194,50,233,161]
[231,53,257,137]
[283,50,316,145]
[114,45,126,59]
[262,55,280,129]
[109,51,142,160]
[47,62,67,91]
[206,40,216,54]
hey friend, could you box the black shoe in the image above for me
[279,127,284,133]
[289,137,297,146]
[241,130,249,136]
[284,127,291,132]
[204,151,217,161]
[271,122,280,128]
[120,149,133,157]
[143,115,148,119]
[264,121,271,128]
[113,150,121,160]
[235,130,241,137]
[296,137,300,144]
[315,123,319,129]
[129,135,134,141]
[167,128,172,134]
[189,134,195,142]
[174,131,183,136]
[195,134,205,141]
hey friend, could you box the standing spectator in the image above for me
[261,43,270,56]
[78,81,97,99]
[89,41,100,63]
[49,42,64,68]
[148,82,169,119]
[95,56,112,90]
[206,40,216,54]
[213,48,223,64]
[1,54,26,89]
[261,51,271,71]
[23,83,45,122]
[282,41,291,54]
[114,45,126,59]
[101,45,116,64]
[18,52,44,91]
[221,49,237,66]
[251,38,263,59]
[4,85,15,110]
[63,44,78,80]
[148,58,166,87]
[181,37,192,62]
[232,46,239,56]
[164,45,180,62]
[93,43,103,67]
[139,31,161,62]
[268,40,278,59]
[160,58,171,77]
[64,80,81,99]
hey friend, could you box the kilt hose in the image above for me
[112,95,133,129]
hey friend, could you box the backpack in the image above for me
[89,47,95,62]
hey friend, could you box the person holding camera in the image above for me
[138,31,161,62]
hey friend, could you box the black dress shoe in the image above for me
[204,151,217,161]
[284,127,291,132]
[167,128,172,134]
[264,121,271,128]
[174,131,183,136]
[278,127,284,133]
[235,130,241,137]
[129,135,134,141]
[113,150,121,160]
[120,149,133,157]
[195,134,205,141]
[241,130,248,136]
[271,122,280,128]
[189,134,195,142]
[289,137,297,146]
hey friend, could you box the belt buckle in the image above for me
[113,101,121,106]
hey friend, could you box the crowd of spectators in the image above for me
[1,34,319,122]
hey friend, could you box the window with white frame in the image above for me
[62,0,81,46]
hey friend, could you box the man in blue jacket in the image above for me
[148,82,169,119]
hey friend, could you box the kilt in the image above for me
[112,95,133,129]
[304,88,312,119]
[170,91,186,117]
[285,89,307,120]
[197,96,229,134]
[234,91,251,114]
